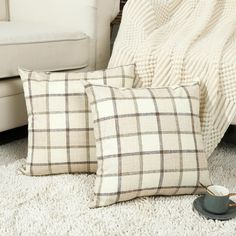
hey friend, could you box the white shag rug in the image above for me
[0,139,235,236]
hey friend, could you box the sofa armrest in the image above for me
[9,0,120,69]
[0,0,9,21]
[96,0,120,68]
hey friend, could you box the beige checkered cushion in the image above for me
[19,65,135,176]
[84,82,211,208]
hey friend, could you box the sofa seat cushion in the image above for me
[0,77,23,97]
[0,22,89,78]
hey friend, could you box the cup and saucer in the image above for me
[193,185,236,221]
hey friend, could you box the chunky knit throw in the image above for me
[109,0,236,157]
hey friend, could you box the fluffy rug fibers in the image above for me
[0,139,235,236]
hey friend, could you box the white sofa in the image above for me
[0,0,120,132]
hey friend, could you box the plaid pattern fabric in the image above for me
[84,82,211,208]
[19,65,135,176]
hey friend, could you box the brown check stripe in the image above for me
[84,82,211,208]
[19,65,135,176]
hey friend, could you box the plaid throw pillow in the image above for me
[19,65,135,176]
[84,82,211,208]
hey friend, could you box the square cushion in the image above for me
[19,65,135,176]
[0,22,89,78]
[84,82,211,208]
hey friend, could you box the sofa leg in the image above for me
[222,125,236,145]
[0,126,28,145]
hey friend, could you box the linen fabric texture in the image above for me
[84,82,211,208]
[19,65,135,176]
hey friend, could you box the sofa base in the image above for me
[0,92,27,132]
[0,125,27,145]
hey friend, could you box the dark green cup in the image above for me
[203,185,236,214]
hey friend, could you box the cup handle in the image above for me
[229,193,236,207]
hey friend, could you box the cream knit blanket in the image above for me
[109,0,236,157]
